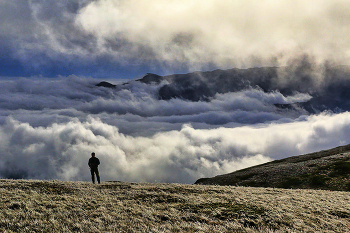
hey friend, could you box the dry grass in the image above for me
[196,145,350,192]
[1,179,350,232]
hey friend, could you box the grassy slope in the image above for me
[1,179,350,232]
[195,144,350,191]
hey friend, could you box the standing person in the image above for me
[88,152,101,184]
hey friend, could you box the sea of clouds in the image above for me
[1,77,350,183]
[1,0,350,183]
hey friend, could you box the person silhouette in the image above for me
[88,152,100,184]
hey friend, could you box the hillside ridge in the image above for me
[195,144,350,191]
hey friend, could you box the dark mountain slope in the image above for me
[195,144,350,191]
[96,65,350,113]
[140,67,280,101]
[96,81,116,88]
[136,65,350,113]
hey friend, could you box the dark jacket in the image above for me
[88,157,100,169]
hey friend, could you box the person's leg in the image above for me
[90,168,95,184]
[95,168,100,184]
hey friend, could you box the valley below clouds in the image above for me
[1,75,350,183]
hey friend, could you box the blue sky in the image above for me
[0,53,154,79]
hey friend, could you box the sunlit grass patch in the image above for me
[178,202,266,220]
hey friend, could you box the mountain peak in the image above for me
[137,73,163,84]
[96,81,116,88]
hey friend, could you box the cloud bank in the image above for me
[75,0,350,67]
[0,77,349,183]
[1,0,350,75]
[1,111,350,183]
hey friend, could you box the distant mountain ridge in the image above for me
[140,67,280,101]
[195,144,350,191]
[98,65,350,113]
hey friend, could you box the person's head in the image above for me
[91,152,95,157]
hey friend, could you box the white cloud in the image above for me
[1,111,350,183]
[74,0,350,67]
